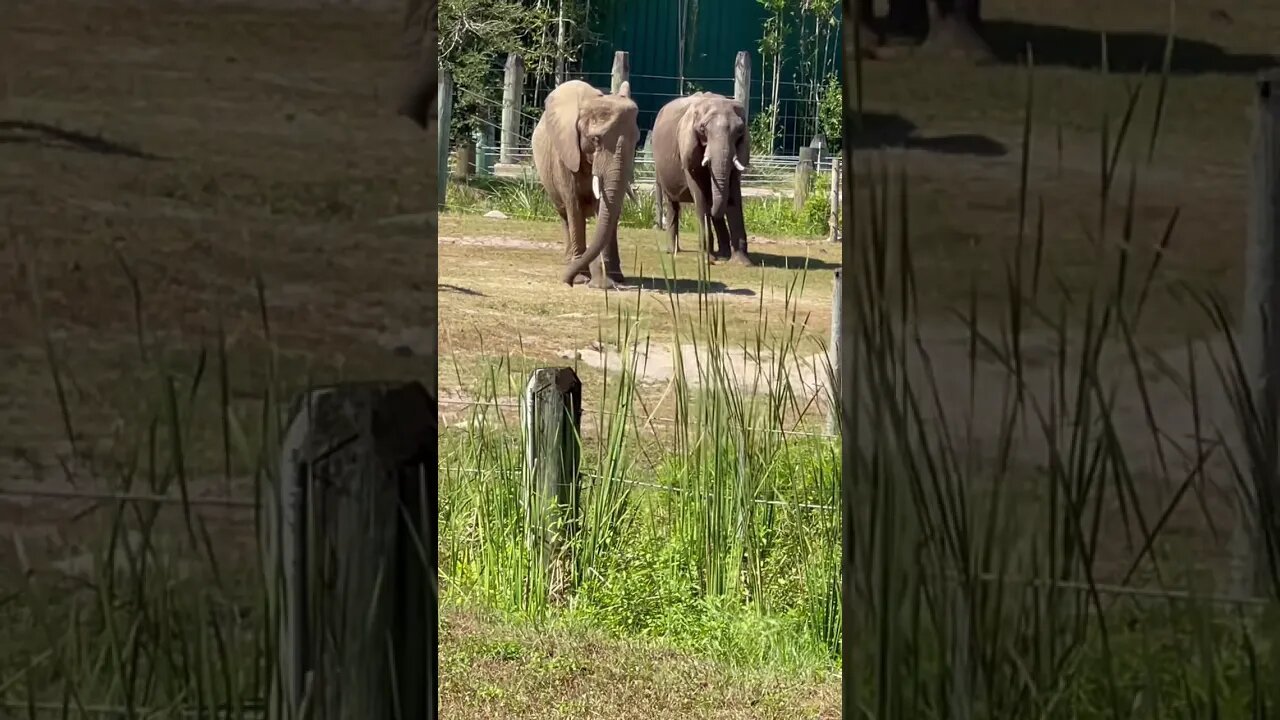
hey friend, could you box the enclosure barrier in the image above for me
[442,48,835,202]
[265,383,436,720]
[521,367,584,603]
[1241,68,1280,600]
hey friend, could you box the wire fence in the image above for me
[518,71,831,155]
[449,69,836,185]
[0,482,1266,611]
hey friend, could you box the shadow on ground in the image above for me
[441,284,485,297]
[983,20,1276,74]
[743,253,841,273]
[848,112,1008,157]
[621,276,756,296]
[0,120,165,160]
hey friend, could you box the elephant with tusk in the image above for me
[531,79,641,289]
[651,92,753,265]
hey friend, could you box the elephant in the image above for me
[651,92,752,265]
[531,79,641,289]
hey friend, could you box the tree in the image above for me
[440,0,586,140]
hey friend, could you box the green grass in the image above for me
[445,174,834,239]
[439,263,841,671]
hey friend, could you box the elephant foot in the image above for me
[587,276,620,290]
[607,271,626,284]
[729,251,754,267]
[706,252,730,265]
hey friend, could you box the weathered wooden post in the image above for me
[794,146,817,211]
[733,50,751,122]
[810,133,827,168]
[266,383,436,720]
[522,368,583,604]
[828,155,842,243]
[499,54,524,168]
[452,138,474,181]
[437,70,453,209]
[611,50,631,94]
[1238,67,1280,600]
[476,123,495,177]
[827,269,842,435]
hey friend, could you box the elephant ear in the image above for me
[544,94,584,174]
[678,101,704,166]
[733,102,751,170]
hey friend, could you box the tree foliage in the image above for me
[755,0,841,154]
[441,0,589,139]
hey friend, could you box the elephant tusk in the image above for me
[592,175,602,200]
[734,158,747,172]
[701,155,710,167]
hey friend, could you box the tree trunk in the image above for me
[923,0,994,62]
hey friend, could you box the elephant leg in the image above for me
[586,255,618,290]
[604,231,624,284]
[664,200,682,254]
[727,175,752,266]
[565,202,590,283]
[687,178,717,257]
[709,216,732,262]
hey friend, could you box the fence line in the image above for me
[0,484,1267,610]
[437,396,840,440]
[0,484,257,509]
[0,701,264,719]
[440,465,839,512]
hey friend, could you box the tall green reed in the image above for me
[838,35,1278,720]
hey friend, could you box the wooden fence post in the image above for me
[266,383,436,720]
[828,155,842,243]
[611,50,631,94]
[437,70,453,209]
[522,368,584,604]
[500,54,524,167]
[476,123,495,177]
[734,50,751,122]
[452,140,474,181]
[1239,67,1280,599]
[827,268,842,436]
[794,146,817,211]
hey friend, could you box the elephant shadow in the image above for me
[848,112,1008,158]
[981,20,1276,75]
[745,253,842,273]
[624,275,756,297]
[0,120,165,160]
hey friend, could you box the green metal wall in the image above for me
[579,0,841,154]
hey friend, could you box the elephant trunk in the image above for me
[561,137,630,285]
[707,141,734,219]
